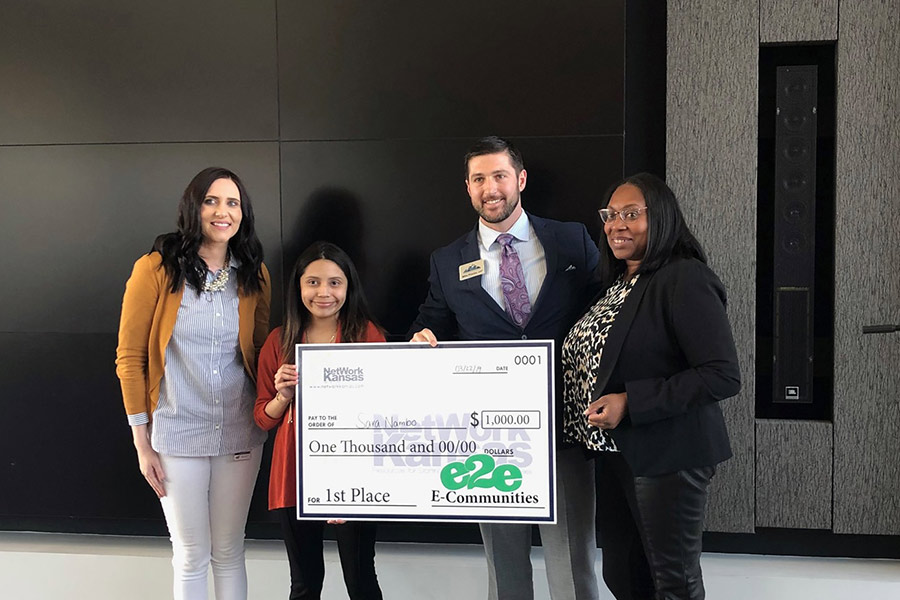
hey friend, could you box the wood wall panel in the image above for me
[832,0,900,535]
[666,0,758,533]
[756,420,832,529]
[760,0,838,43]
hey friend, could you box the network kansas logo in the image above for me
[323,366,365,382]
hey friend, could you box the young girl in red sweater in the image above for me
[255,241,384,600]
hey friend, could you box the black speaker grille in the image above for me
[774,288,812,403]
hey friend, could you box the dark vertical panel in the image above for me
[277,0,624,140]
[624,0,666,176]
[0,0,277,144]
[0,333,159,519]
[1,0,629,539]
[0,332,276,532]
[279,137,621,336]
[0,143,282,334]
[0,141,281,530]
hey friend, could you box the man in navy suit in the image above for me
[410,136,601,600]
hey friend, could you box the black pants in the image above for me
[595,453,715,600]
[276,508,383,600]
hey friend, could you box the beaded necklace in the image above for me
[201,250,231,293]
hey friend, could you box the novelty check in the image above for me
[295,341,556,523]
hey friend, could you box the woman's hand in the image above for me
[585,392,628,430]
[131,425,166,498]
[327,519,347,525]
[274,363,298,399]
[137,445,167,498]
[264,363,299,420]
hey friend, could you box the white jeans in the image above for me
[159,447,262,600]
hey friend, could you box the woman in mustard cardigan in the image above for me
[116,167,270,600]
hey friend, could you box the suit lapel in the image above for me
[590,270,654,402]
[529,215,559,317]
[459,227,512,324]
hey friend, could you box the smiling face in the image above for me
[465,151,527,232]
[299,258,348,322]
[199,177,242,246]
[605,183,649,275]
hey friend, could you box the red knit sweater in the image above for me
[254,323,385,509]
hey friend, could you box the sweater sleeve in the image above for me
[253,263,272,359]
[115,255,161,422]
[254,328,285,431]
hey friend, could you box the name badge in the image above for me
[458,259,485,281]
[233,451,251,462]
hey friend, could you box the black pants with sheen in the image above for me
[276,508,383,600]
[595,453,715,600]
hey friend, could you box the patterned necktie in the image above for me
[497,233,532,327]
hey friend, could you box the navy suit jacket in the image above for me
[591,257,741,476]
[409,213,600,445]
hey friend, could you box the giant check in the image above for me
[295,341,556,523]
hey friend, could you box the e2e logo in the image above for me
[440,453,522,492]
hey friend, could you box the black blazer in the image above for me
[410,214,601,444]
[591,257,741,477]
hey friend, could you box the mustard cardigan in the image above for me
[115,251,271,421]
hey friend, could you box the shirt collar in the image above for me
[478,211,531,251]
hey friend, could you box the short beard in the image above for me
[478,195,519,224]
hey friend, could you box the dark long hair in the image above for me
[151,167,265,295]
[280,241,381,363]
[596,173,707,288]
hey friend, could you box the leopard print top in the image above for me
[561,274,639,451]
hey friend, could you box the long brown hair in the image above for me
[280,241,380,363]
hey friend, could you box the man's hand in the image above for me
[410,328,439,347]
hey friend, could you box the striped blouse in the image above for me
[128,260,266,456]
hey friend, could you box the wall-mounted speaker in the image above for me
[773,65,817,404]
[756,44,835,421]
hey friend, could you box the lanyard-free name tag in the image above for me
[233,451,251,462]
[458,259,485,281]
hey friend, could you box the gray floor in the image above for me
[1,531,899,599]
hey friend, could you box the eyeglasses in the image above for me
[598,206,649,224]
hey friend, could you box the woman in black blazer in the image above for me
[561,173,740,600]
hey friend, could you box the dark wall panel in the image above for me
[0,0,277,145]
[1,0,629,539]
[277,0,624,140]
[0,332,273,530]
[0,143,282,334]
[0,333,157,519]
[279,137,622,335]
